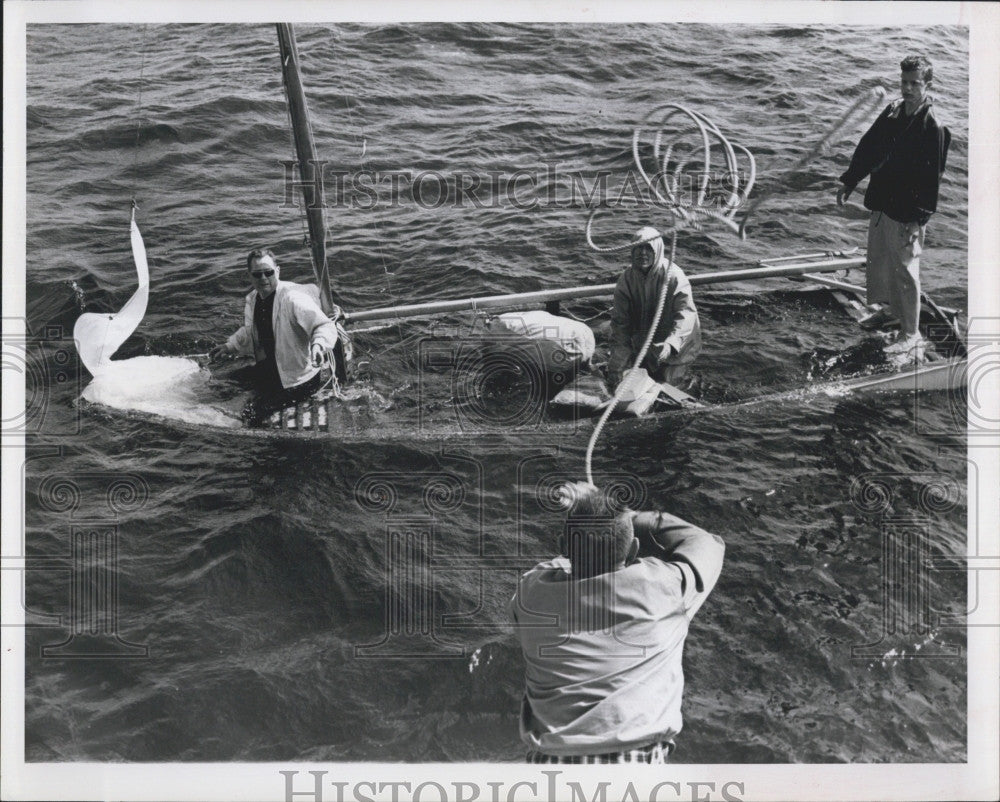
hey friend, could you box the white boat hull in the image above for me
[832,358,966,393]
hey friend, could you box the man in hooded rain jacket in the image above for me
[607,226,701,388]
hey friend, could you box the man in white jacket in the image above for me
[210,249,340,425]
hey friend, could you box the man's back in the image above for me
[510,513,724,757]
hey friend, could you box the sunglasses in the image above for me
[250,269,275,278]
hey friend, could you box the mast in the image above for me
[276,23,335,312]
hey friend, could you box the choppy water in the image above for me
[22,23,968,762]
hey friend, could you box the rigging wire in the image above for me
[335,64,405,344]
[130,25,149,208]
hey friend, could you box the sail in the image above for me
[73,213,149,375]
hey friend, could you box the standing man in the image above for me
[837,55,951,358]
[509,482,724,763]
[608,226,701,388]
[210,248,340,426]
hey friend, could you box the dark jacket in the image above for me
[840,99,951,225]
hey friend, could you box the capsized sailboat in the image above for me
[71,24,968,435]
[259,248,967,432]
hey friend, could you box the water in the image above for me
[22,23,968,763]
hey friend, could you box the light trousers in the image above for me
[866,211,924,337]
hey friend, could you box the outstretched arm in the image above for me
[210,294,255,359]
[631,510,725,615]
[838,103,893,200]
[210,323,253,360]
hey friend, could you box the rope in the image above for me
[585,208,665,253]
[581,106,750,485]
[737,86,886,238]
[308,349,347,399]
[587,104,754,254]
[559,307,606,324]
[129,26,149,205]
[584,230,677,486]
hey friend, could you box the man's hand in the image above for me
[836,184,853,206]
[209,343,230,361]
[310,342,325,367]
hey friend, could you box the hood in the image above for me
[633,226,665,270]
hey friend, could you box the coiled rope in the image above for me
[585,103,755,257]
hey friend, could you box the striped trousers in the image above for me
[527,740,675,764]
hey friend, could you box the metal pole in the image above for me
[343,257,866,325]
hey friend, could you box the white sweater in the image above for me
[225,281,339,389]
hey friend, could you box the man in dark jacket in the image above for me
[837,55,951,358]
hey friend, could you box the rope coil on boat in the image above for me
[586,104,755,255]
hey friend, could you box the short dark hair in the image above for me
[246,248,277,270]
[900,55,933,83]
[563,483,634,578]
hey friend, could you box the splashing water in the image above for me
[80,356,240,427]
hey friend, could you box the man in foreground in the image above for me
[837,54,951,359]
[510,482,725,763]
[210,248,340,426]
[608,226,701,389]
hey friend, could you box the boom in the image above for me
[343,256,867,324]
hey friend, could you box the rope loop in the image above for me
[589,104,754,253]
